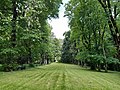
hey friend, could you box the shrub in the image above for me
[29,63,35,67]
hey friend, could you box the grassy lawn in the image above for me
[0,63,120,90]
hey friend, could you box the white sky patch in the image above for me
[48,0,70,39]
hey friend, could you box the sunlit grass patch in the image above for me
[0,63,120,90]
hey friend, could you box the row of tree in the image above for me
[61,0,120,72]
[0,0,62,71]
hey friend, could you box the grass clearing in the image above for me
[0,63,120,90]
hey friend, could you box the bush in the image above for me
[16,65,26,70]
[2,64,12,72]
[0,64,3,71]
[0,63,19,72]
[29,63,35,67]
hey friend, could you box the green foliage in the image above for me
[29,63,35,68]
[61,31,74,63]
[0,0,62,71]
[63,0,120,72]
[76,50,89,61]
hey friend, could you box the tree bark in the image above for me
[28,47,32,63]
[98,0,120,60]
[11,0,17,48]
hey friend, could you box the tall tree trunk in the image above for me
[104,62,108,73]
[11,0,17,48]
[28,47,32,63]
[107,0,120,59]
[78,60,80,65]
[90,62,96,70]
[102,43,108,72]
[98,0,120,60]
[98,61,101,72]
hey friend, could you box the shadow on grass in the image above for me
[69,64,120,74]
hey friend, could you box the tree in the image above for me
[98,0,120,59]
[63,0,120,72]
[61,31,73,63]
[0,0,62,71]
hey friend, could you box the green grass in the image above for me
[0,63,120,90]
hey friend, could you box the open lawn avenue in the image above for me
[0,63,120,90]
[0,0,120,90]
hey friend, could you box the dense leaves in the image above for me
[0,0,62,71]
[61,0,120,72]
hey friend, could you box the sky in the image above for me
[48,0,69,39]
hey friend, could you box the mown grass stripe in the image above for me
[16,71,53,90]
[2,73,41,90]
[0,63,120,90]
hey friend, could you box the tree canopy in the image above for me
[61,0,120,72]
[0,0,62,71]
